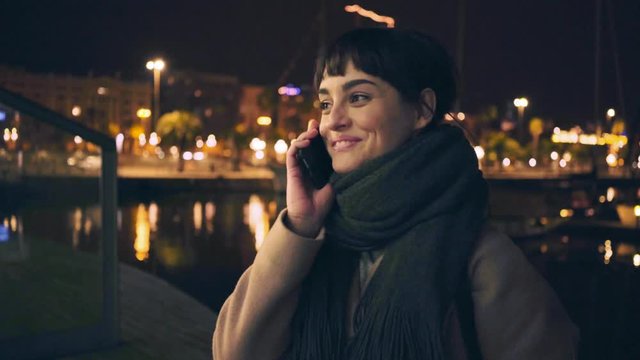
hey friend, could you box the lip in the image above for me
[330,135,362,151]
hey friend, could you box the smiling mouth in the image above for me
[333,140,360,151]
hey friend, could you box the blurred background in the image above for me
[1,1,639,359]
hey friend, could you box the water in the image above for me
[2,184,640,359]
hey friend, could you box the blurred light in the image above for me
[634,205,640,217]
[553,127,560,134]
[134,204,150,261]
[599,195,606,203]
[559,209,574,218]
[149,132,159,146]
[277,84,301,96]
[562,152,572,162]
[138,133,146,146]
[10,215,17,232]
[10,128,18,141]
[74,135,83,144]
[474,146,485,160]
[205,202,215,234]
[97,87,108,95]
[634,254,640,267]
[444,113,455,121]
[170,146,179,158]
[586,208,595,217]
[136,108,151,119]
[606,187,616,202]
[559,159,567,168]
[0,224,8,242]
[115,133,124,153]
[513,97,529,107]
[194,89,202,98]
[255,150,265,160]
[149,202,158,232]
[206,134,217,147]
[3,129,9,142]
[196,138,204,148]
[604,239,613,264]
[0,111,5,121]
[257,116,272,126]
[182,151,193,160]
[502,158,511,167]
[607,108,615,118]
[528,158,537,167]
[147,59,165,71]
[457,112,465,121]
[249,137,266,151]
[561,235,570,244]
[193,201,203,233]
[71,106,82,117]
[274,139,288,154]
[540,243,548,254]
[193,151,205,161]
[550,151,559,161]
[244,195,270,251]
[344,4,395,28]
[67,157,77,166]
[606,153,618,167]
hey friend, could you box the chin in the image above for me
[332,160,362,174]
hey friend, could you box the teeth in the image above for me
[334,140,356,150]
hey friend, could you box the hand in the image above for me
[285,120,334,238]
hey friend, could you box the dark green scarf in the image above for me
[285,124,488,360]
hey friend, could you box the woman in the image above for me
[213,28,578,360]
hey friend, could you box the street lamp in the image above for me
[513,97,528,142]
[146,58,165,133]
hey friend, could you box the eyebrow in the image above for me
[318,78,378,95]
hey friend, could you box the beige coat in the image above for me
[213,210,579,359]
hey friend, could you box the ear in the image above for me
[414,88,436,130]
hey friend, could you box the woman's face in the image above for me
[318,61,429,173]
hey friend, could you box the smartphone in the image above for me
[295,135,333,189]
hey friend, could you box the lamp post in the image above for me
[146,58,165,133]
[513,97,528,143]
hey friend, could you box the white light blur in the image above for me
[559,159,567,168]
[249,137,267,151]
[97,87,107,95]
[634,205,640,217]
[138,133,146,146]
[244,195,270,251]
[562,152,572,162]
[457,112,466,121]
[274,139,288,154]
[182,151,193,160]
[170,146,179,156]
[607,108,615,118]
[74,136,83,144]
[205,201,215,234]
[634,254,640,267]
[196,139,204,148]
[550,151,559,161]
[606,187,616,202]
[2,129,9,142]
[255,150,265,160]
[529,158,537,167]
[71,106,82,117]
[206,134,217,147]
[553,127,560,134]
[502,158,511,167]
[10,128,18,141]
[149,132,159,146]
[115,133,124,153]
[193,151,205,161]
[474,146,485,160]
[134,204,150,261]
[148,202,158,232]
[606,153,617,167]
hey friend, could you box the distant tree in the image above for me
[529,117,545,159]
[156,110,202,172]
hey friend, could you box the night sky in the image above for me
[1,0,639,124]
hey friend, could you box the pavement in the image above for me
[63,263,217,360]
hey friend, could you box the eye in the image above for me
[319,100,332,111]
[349,93,370,104]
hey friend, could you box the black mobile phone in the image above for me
[295,135,333,189]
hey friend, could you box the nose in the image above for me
[320,103,350,136]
